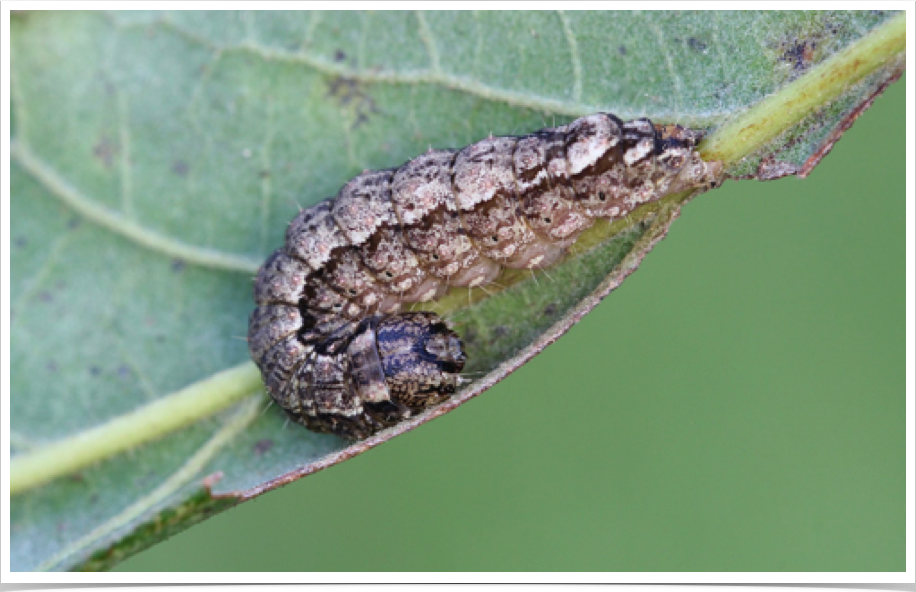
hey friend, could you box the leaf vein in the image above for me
[241,10,255,44]
[415,11,442,75]
[10,47,29,142]
[232,41,725,124]
[303,11,322,49]
[119,14,732,125]
[557,11,583,104]
[10,142,262,275]
[11,228,81,323]
[649,18,684,122]
[185,49,224,133]
[115,339,161,402]
[711,13,735,115]
[357,12,369,71]
[117,92,135,217]
[259,97,276,254]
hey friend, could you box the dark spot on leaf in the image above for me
[46,360,58,373]
[782,38,817,73]
[171,259,186,273]
[15,236,27,248]
[618,45,627,56]
[326,76,378,128]
[117,365,132,379]
[712,85,730,101]
[101,77,116,97]
[172,160,189,177]
[254,439,274,456]
[543,303,558,317]
[687,37,707,52]
[259,169,271,179]
[68,217,82,229]
[328,77,358,106]
[93,134,117,169]
[89,365,102,377]
[334,49,346,62]
[493,325,510,338]
[39,291,53,303]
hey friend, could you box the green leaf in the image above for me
[9,10,904,571]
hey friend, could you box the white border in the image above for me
[0,1,916,583]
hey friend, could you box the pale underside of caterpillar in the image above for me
[249,113,723,440]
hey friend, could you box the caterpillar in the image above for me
[248,113,722,440]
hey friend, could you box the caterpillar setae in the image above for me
[248,113,722,440]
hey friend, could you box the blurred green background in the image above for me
[119,77,904,572]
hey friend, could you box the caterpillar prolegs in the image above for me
[248,113,722,440]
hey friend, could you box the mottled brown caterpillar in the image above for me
[249,113,722,440]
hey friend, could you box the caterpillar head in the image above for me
[375,312,467,409]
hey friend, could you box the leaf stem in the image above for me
[699,12,905,165]
[9,362,264,496]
